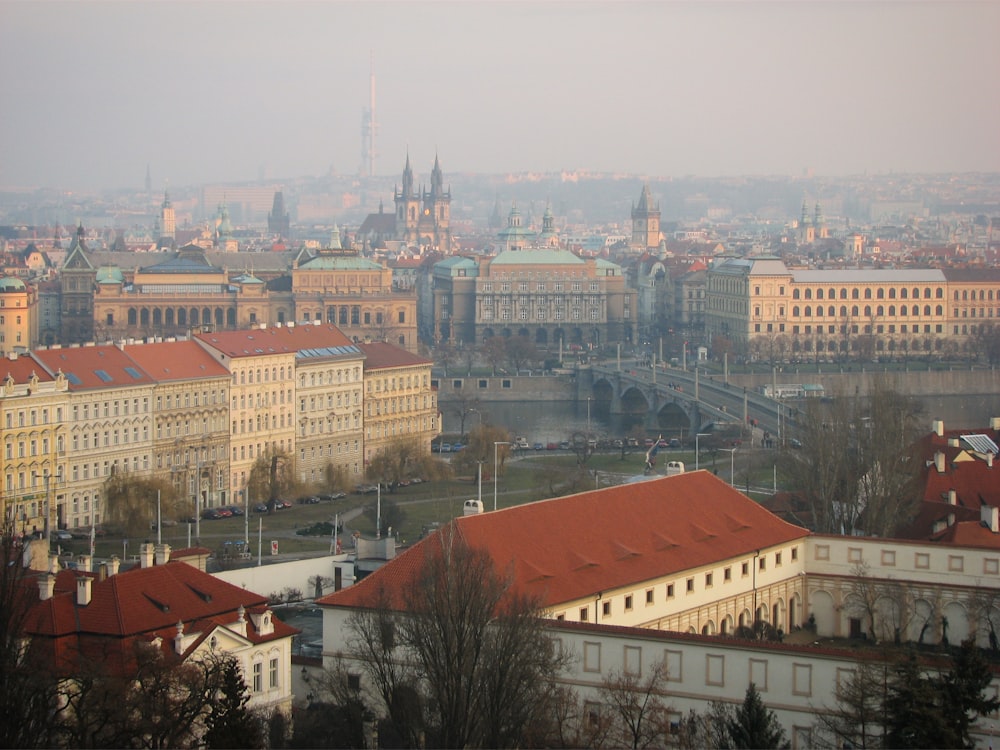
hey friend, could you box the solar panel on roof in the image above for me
[961,434,999,455]
[94,370,113,383]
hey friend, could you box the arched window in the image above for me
[936,305,943,315]
[793,306,800,317]
[864,289,872,299]
[852,288,860,299]
[864,305,872,317]
[900,288,908,299]
[840,288,848,299]
[877,306,885,317]
[924,305,931,315]
[804,306,812,317]
[805,289,812,300]
[127,308,137,325]
[828,306,835,317]
[816,289,824,300]
[793,289,800,299]
[936,288,943,298]
[912,305,919,316]
[840,306,848,317]
[888,305,896,317]
[889,288,896,299]
[913,288,920,299]
[876,288,885,299]
[852,306,859,316]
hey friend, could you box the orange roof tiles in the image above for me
[118,340,230,382]
[318,472,808,612]
[33,345,155,390]
[194,323,356,359]
[358,341,432,370]
[0,353,56,384]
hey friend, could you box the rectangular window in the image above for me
[583,641,601,672]
[624,595,633,611]
[602,601,611,617]
[881,550,896,566]
[252,662,262,692]
[686,578,694,593]
[645,589,654,604]
[724,567,732,581]
[579,607,589,622]
[742,561,749,576]
[666,583,674,598]
[705,572,713,587]
[269,657,278,689]
[948,555,965,572]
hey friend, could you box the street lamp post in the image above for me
[587,397,592,435]
[720,447,736,487]
[695,433,711,472]
[493,441,510,511]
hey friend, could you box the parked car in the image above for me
[668,438,682,448]
[440,442,452,453]
[55,530,73,541]
[533,442,545,451]
[254,503,269,513]
[559,441,571,450]
[546,442,558,450]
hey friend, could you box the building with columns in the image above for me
[430,249,633,349]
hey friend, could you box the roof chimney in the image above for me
[948,489,957,505]
[934,451,946,474]
[76,576,92,606]
[947,513,956,527]
[38,573,56,601]
[108,556,120,576]
[97,563,108,582]
[76,554,92,573]
[982,505,999,533]
[932,419,944,437]
[154,543,171,567]
[948,438,960,448]
[140,542,155,568]
[988,453,994,468]
[991,417,1000,431]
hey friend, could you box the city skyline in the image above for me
[1,1,998,192]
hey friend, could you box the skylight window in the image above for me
[124,367,142,379]
[64,372,82,385]
[94,370,113,383]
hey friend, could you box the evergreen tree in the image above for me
[939,640,1000,747]
[203,656,265,749]
[725,683,789,749]
[884,653,946,748]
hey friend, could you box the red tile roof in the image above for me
[0,353,56,384]
[32,345,155,390]
[357,341,432,370]
[318,472,808,612]
[929,520,1000,549]
[119,340,231,382]
[195,323,357,360]
[24,559,297,674]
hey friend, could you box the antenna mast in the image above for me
[361,51,377,177]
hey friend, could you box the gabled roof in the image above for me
[33,345,155,390]
[318,472,808,612]
[119,340,231,382]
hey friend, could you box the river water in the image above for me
[442,393,1000,444]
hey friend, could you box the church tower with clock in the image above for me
[393,153,451,252]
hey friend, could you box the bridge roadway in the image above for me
[586,359,795,443]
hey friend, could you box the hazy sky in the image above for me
[1,1,997,191]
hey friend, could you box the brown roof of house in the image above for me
[318,472,809,612]
[357,341,432,370]
[195,323,357,360]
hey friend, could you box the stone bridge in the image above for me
[578,365,734,435]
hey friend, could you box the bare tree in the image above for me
[481,336,507,375]
[345,526,570,748]
[366,437,451,489]
[813,654,893,750]
[599,659,671,749]
[103,473,183,537]
[505,335,541,373]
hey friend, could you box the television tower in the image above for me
[360,52,377,178]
